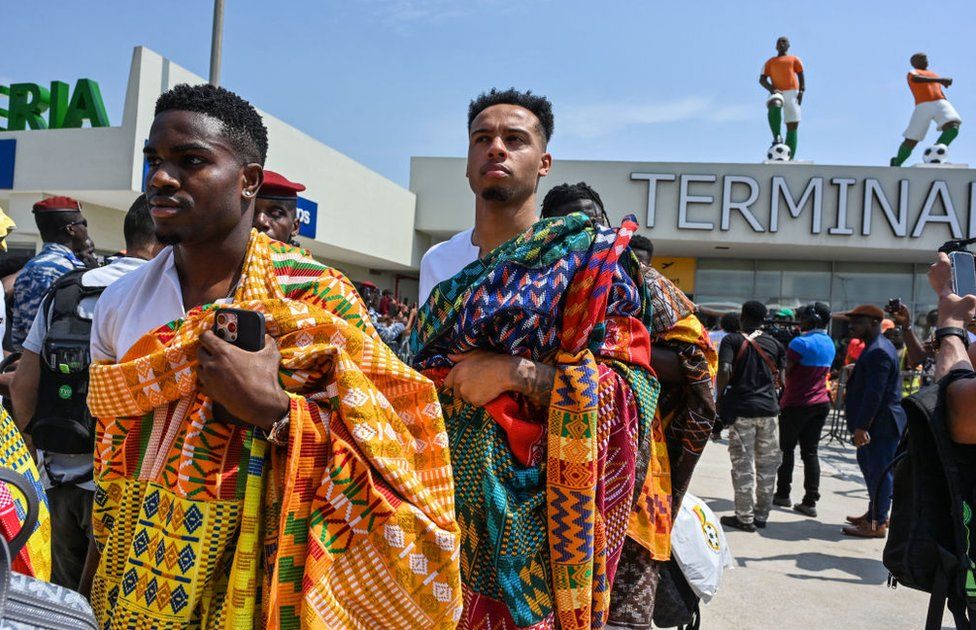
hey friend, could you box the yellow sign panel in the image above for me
[651,257,697,293]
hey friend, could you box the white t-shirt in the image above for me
[24,257,149,353]
[91,247,190,364]
[418,228,478,305]
[23,257,149,490]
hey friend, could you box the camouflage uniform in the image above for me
[10,242,84,350]
[728,416,781,523]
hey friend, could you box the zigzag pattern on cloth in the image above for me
[414,215,666,630]
[412,216,645,369]
[89,231,461,629]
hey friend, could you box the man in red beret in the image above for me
[253,170,305,245]
[10,197,88,350]
[841,304,907,538]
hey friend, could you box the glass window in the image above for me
[754,260,831,305]
[914,266,937,306]
[831,262,913,311]
[754,270,780,301]
[783,272,830,300]
[695,259,754,300]
[782,262,831,302]
[913,264,937,336]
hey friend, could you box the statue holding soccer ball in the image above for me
[760,36,805,161]
[890,53,962,166]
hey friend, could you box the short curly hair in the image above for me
[629,234,653,258]
[155,83,268,165]
[541,182,605,218]
[468,88,554,144]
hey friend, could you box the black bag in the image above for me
[652,559,701,630]
[883,369,976,630]
[0,467,96,628]
[28,269,105,455]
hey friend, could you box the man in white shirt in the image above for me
[10,195,160,589]
[79,83,463,630]
[416,89,553,305]
[418,228,478,304]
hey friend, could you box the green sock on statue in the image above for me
[891,142,914,167]
[937,126,960,146]
[768,106,783,138]
[786,130,798,159]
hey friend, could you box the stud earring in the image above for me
[243,191,254,198]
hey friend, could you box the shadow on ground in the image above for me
[732,551,889,585]
[698,496,853,543]
[698,494,889,585]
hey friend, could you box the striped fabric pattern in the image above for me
[413,215,666,630]
[88,231,461,629]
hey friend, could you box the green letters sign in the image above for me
[0,79,110,131]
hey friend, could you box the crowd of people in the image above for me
[354,285,418,355]
[701,296,945,539]
[0,80,970,629]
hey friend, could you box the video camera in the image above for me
[761,317,801,345]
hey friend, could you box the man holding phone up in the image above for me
[84,84,461,628]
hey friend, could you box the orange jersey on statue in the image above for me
[763,55,804,91]
[908,69,946,105]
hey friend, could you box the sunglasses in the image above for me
[64,219,88,230]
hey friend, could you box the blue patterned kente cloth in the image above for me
[412,214,667,630]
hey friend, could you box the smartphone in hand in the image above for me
[211,308,266,425]
[949,251,976,297]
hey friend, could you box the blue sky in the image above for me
[5,0,976,186]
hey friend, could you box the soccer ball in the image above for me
[924,143,949,164]
[767,143,792,161]
[766,92,784,108]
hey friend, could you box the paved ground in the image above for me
[690,432,952,629]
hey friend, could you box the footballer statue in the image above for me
[890,52,962,166]
[760,36,804,161]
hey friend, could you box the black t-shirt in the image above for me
[718,330,787,418]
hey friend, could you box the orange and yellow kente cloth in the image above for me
[88,231,461,628]
[0,409,51,579]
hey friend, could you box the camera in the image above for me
[762,316,800,346]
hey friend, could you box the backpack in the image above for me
[27,269,105,455]
[883,369,976,630]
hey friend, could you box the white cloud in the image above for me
[561,98,753,138]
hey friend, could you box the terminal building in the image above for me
[3,47,975,327]
[412,157,976,325]
[0,47,421,297]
